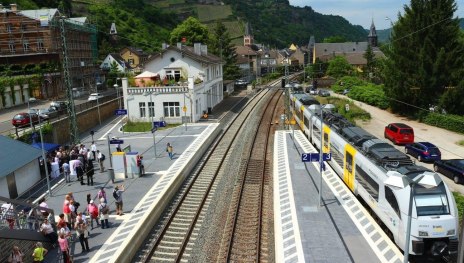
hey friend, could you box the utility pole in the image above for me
[59,17,78,144]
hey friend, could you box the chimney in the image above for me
[10,4,17,11]
[162,43,168,50]
[194,43,201,55]
[177,42,182,49]
[200,44,207,56]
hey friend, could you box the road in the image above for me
[0,90,117,136]
[331,92,464,194]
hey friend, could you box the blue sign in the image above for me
[323,153,332,161]
[301,152,331,162]
[153,121,166,128]
[109,139,124,144]
[115,109,128,115]
[302,153,320,162]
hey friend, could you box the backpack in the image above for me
[100,154,106,161]
[100,204,109,215]
[113,189,119,200]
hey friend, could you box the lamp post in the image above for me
[37,116,51,196]
[318,104,326,207]
[107,133,113,168]
[114,83,121,109]
[385,16,394,49]
[144,91,157,158]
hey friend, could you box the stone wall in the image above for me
[52,100,119,145]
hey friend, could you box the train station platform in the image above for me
[39,123,219,262]
[273,130,403,263]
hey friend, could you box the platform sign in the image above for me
[182,106,187,112]
[302,152,331,162]
[115,109,127,115]
[302,153,320,162]
[153,121,166,128]
[109,139,124,144]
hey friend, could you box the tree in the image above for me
[169,17,210,46]
[363,44,375,79]
[209,22,241,80]
[323,36,347,43]
[383,0,464,113]
[326,56,353,78]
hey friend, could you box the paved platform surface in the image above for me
[42,123,214,262]
[274,130,403,263]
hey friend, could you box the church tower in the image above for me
[368,19,378,47]
[243,22,254,46]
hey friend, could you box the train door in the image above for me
[322,125,331,153]
[344,144,356,191]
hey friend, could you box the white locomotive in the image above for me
[289,93,459,257]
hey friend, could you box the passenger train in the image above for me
[289,92,459,258]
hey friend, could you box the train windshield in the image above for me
[414,183,450,216]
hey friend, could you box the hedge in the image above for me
[347,84,389,110]
[423,113,464,134]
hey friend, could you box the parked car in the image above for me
[12,112,40,127]
[384,123,414,145]
[309,87,317,95]
[235,79,248,86]
[434,159,464,184]
[405,142,441,162]
[50,101,67,110]
[37,108,59,120]
[88,93,104,101]
[318,89,330,97]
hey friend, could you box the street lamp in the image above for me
[144,91,157,158]
[27,97,36,131]
[384,172,441,263]
[37,116,51,197]
[318,104,328,207]
[114,83,121,109]
[385,17,394,47]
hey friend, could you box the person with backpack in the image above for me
[87,200,100,229]
[113,185,125,216]
[98,198,110,229]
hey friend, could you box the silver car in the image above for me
[37,108,59,120]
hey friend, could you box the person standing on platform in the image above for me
[113,185,125,216]
[91,141,97,161]
[137,155,145,175]
[98,198,110,229]
[75,219,90,253]
[62,160,70,183]
[32,242,47,263]
[8,245,24,263]
[97,150,105,172]
[87,200,100,229]
[86,158,94,186]
[97,187,107,203]
[58,232,71,263]
[166,143,174,160]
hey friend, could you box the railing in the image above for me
[0,196,54,232]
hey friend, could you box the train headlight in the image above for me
[447,229,456,236]
[418,231,429,237]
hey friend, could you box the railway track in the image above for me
[218,90,282,262]
[139,88,271,262]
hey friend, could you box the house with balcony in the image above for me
[123,43,223,123]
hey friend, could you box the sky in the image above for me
[289,0,464,30]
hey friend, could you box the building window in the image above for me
[8,41,15,53]
[37,39,44,50]
[165,69,181,81]
[139,102,146,118]
[148,102,154,117]
[6,23,12,33]
[23,41,29,52]
[21,23,27,32]
[163,102,180,117]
